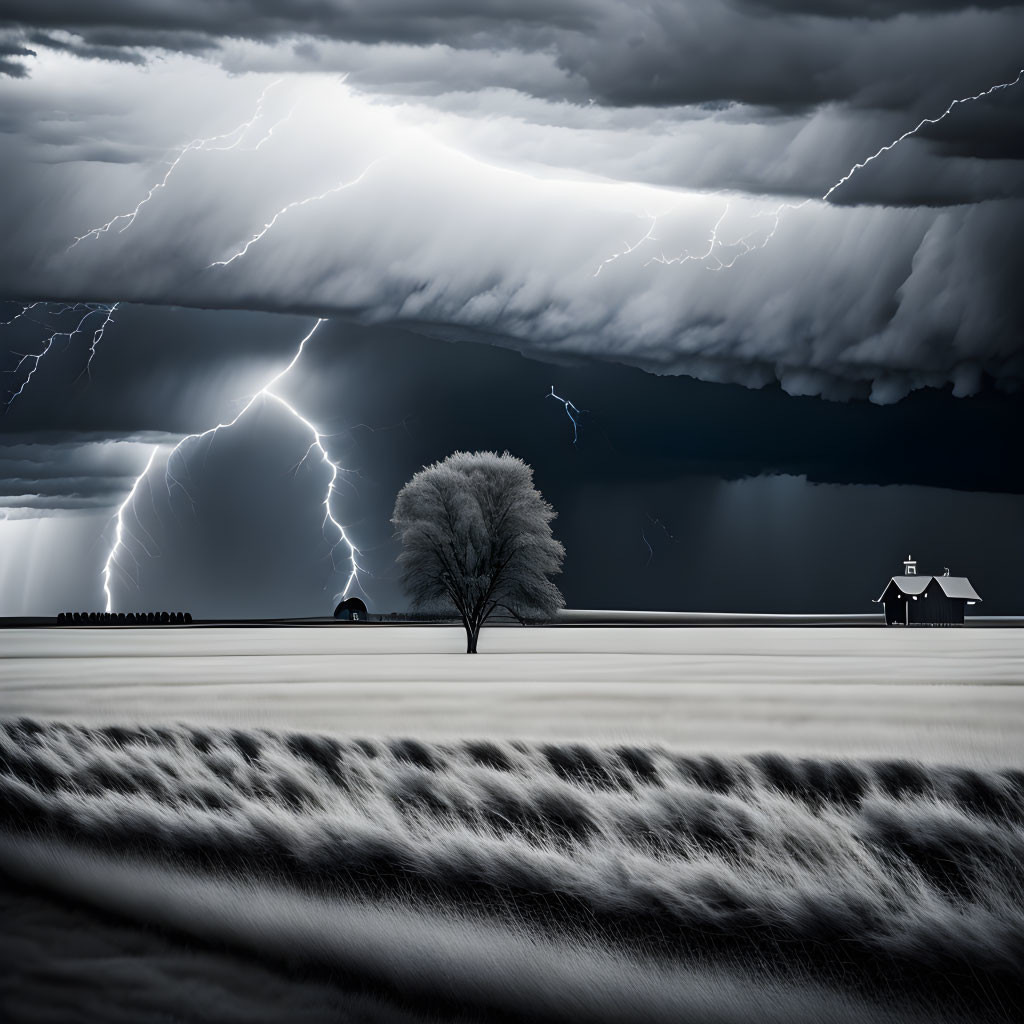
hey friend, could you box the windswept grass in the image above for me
[1,717,1022,1022]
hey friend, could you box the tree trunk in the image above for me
[465,622,480,654]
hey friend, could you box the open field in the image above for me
[2,626,1023,1022]
[2,626,1023,763]
[2,718,1023,1024]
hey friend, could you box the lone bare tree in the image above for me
[392,451,565,653]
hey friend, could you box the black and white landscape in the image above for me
[2,1,1023,1021]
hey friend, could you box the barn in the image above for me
[333,597,368,622]
[874,556,982,626]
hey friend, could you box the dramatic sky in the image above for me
[0,1,1021,616]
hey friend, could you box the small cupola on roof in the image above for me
[874,558,981,626]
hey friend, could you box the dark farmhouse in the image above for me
[333,596,368,621]
[874,556,982,626]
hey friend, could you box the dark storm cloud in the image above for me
[0,2,1019,212]
[737,0,1018,15]
[0,6,1020,405]
[0,37,33,77]
[22,31,147,67]
[0,1,594,43]
[5,134,1012,404]
[226,321,1024,614]
[9,309,1019,498]
[0,435,179,515]
[1,312,1022,614]
[0,0,593,72]
[547,6,1022,114]
[2,1,1021,119]
[0,304,313,519]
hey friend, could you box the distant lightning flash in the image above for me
[641,514,677,568]
[641,529,654,567]
[209,158,383,268]
[102,319,363,611]
[547,385,584,444]
[68,79,285,249]
[645,514,677,543]
[601,67,1024,273]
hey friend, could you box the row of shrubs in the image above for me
[57,611,193,625]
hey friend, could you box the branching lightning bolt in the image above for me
[547,385,584,445]
[4,303,118,409]
[819,67,1024,205]
[644,204,732,268]
[68,80,285,249]
[101,319,363,611]
[593,212,660,277]
[599,67,1024,273]
[208,159,383,268]
[80,302,118,379]
[103,446,161,613]
[719,67,1024,264]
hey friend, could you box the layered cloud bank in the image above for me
[0,1,1021,401]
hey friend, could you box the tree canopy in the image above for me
[392,451,565,652]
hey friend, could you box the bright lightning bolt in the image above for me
[716,68,1022,265]
[547,385,583,445]
[208,159,383,268]
[599,67,1024,273]
[68,79,284,250]
[101,319,363,611]
[263,390,362,598]
[103,446,161,613]
[820,67,1024,205]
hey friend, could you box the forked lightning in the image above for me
[102,320,362,611]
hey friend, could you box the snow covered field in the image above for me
[2,625,1022,763]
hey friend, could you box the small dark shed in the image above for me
[874,556,981,626]
[333,597,368,621]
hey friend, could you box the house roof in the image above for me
[934,576,982,601]
[874,575,982,603]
